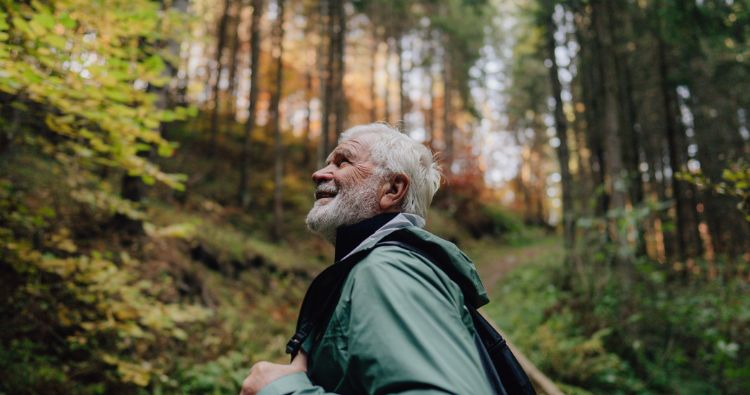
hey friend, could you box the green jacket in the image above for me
[259,213,494,395]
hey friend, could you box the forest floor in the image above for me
[475,238,561,296]
[464,236,563,297]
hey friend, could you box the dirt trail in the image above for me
[475,242,549,295]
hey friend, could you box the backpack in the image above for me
[286,231,536,395]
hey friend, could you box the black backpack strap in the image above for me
[376,239,536,395]
[286,249,371,358]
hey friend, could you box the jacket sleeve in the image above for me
[258,247,493,395]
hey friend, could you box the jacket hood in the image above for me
[342,213,489,308]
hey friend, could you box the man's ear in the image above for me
[379,174,409,212]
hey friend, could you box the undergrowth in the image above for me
[485,239,750,394]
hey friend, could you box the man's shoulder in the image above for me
[346,240,462,301]
[351,242,432,277]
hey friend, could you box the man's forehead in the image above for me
[331,135,374,158]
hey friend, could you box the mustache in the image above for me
[315,181,338,194]
[314,181,339,199]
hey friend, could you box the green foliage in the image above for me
[485,241,644,394]
[0,179,210,393]
[488,232,750,394]
[0,0,192,194]
[678,160,750,222]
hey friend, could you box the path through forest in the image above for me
[472,237,562,296]
[471,237,566,395]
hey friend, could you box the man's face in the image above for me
[305,135,384,243]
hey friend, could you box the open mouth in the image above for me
[315,191,337,200]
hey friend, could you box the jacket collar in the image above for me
[334,213,399,262]
[335,212,426,262]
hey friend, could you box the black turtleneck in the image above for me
[334,212,399,262]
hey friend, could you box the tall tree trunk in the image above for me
[427,52,436,150]
[575,12,608,217]
[226,0,241,118]
[209,0,231,153]
[396,27,407,124]
[303,54,314,168]
[333,0,346,137]
[316,0,327,167]
[383,35,391,124]
[592,0,628,259]
[609,1,647,255]
[544,0,575,250]
[320,0,335,160]
[270,0,286,240]
[442,52,453,175]
[370,27,378,122]
[657,34,694,261]
[237,0,264,207]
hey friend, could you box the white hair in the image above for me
[339,123,442,218]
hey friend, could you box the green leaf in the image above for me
[59,13,75,29]
[32,12,55,30]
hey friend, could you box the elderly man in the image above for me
[242,123,494,394]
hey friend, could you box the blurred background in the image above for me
[1,0,748,393]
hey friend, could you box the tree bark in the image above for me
[609,1,647,255]
[442,51,453,175]
[226,0,241,117]
[396,27,407,124]
[270,0,286,240]
[237,0,264,207]
[209,0,232,153]
[333,0,347,138]
[370,27,378,122]
[544,0,575,249]
[574,11,608,217]
[592,0,629,259]
[320,0,335,160]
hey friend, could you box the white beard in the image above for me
[305,175,383,244]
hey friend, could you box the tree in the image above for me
[209,0,232,153]
[238,0,264,207]
[542,0,575,249]
[270,0,287,240]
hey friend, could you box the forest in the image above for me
[0,0,748,394]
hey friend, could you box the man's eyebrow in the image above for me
[337,148,355,158]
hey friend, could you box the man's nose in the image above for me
[312,165,334,184]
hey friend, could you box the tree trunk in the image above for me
[656,34,693,261]
[575,12,608,217]
[370,27,378,122]
[544,0,575,250]
[383,35,391,124]
[209,0,231,153]
[270,0,286,240]
[396,27,407,124]
[592,0,628,259]
[333,0,347,138]
[427,55,436,149]
[237,0,264,207]
[226,0,241,117]
[609,1,647,255]
[442,52,453,175]
[316,0,327,167]
[320,0,335,160]
[303,59,314,168]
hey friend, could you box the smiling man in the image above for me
[241,123,494,395]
